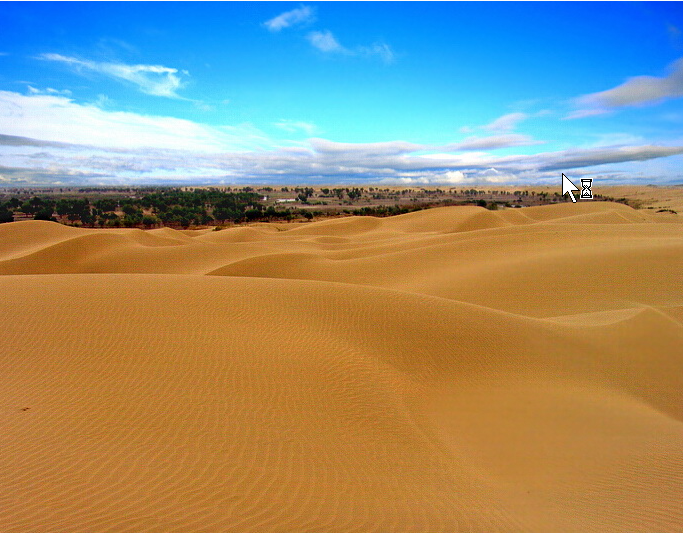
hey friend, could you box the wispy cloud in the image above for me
[307,30,347,53]
[0,134,73,148]
[306,30,395,63]
[308,138,424,158]
[92,94,112,109]
[264,5,315,32]
[568,57,683,119]
[564,108,611,120]
[265,6,394,64]
[194,101,216,112]
[459,111,535,137]
[530,145,683,172]
[273,120,317,135]
[449,134,541,151]
[482,112,528,133]
[0,90,269,151]
[358,43,395,64]
[27,86,72,97]
[96,37,139,56]
[38,53,189,98]
[668,24,682,49]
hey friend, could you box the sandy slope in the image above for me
[1,202,682,532]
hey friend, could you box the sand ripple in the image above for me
[1,202,682,531]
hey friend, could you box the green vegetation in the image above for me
[350,204,425,217]
[0,207,13,223]
[598,196,645,209]
[0,185,650,228]
[21,196,55,217]
[0,188,302,227]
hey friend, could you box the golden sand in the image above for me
[1,201,682,531]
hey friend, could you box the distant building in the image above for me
[276,198,297,203]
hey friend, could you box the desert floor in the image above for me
[1,200,682,532]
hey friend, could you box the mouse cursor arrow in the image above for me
[562,173,579,203]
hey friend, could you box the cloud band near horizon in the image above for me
[0,90,681,187]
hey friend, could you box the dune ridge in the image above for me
[1,202,682,532]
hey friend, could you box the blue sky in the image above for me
[1,1,682,186]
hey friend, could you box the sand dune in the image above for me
[1,202,682,532]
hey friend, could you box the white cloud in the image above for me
[27,86,72,96]
[263,6,393,63]
[38,53,189,98]
[440,170,467,183]
[309,138,424,157]
[273,120,317,135]
[588,133,647,147]
[379,168,528,186]
[482,112,527,132]
[307,30,347,53]
[306,31,394,63]
[194,101,216,112]
[448,134,540,151]
[477,168,517,183]
[264,5,315,32]
[380,170,469,185]
[564,108,611,120]
[569,57,683,118]
[461,110,540,137]
[358,42,395,64]
[0,90,269,151]
[532,144,683,171]
[92,94,112,109]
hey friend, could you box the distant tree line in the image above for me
[346,204,426,217]
[0,188,320,227]
[0,184,610,228]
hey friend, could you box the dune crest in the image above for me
[1,202,682,532]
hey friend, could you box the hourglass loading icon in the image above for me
[562,174,594,203]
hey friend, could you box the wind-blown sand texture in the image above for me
[1,202,682,532]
